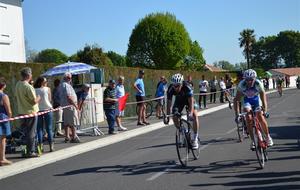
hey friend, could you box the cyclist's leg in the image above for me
[172,104,184,129]
[243,102,254,140]
[192,109,199,138]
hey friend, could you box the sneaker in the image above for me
[70,137,81,143]
[192,140,199,150]
[267,136,274,147]
[250,142,255,150]
[26,152,40,158]
[108,131,119,135]
[143,121,150,125]
[137,122,146,126]
[64,137,70,143]
[118,126,128,131]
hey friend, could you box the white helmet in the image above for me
[243,69,257,79]
[171,73,184,84]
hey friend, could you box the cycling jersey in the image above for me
[167,81,193,113]
[237,79,264,109]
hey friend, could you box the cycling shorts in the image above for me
[243,96,260,110]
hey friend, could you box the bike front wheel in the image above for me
[176,127,189,167]
[252,126,265,169]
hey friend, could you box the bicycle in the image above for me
[249,107,269,169]
[164,108,200,167]
[135,95,153,118]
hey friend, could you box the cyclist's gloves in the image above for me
[187,113,194,121]
[264,112,270,118]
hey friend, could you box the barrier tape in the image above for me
[0,105,73,124]
[0,87,235,124]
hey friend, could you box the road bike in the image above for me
[250,107,269,169]
[164,108,200,167]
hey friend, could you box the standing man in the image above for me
[15,67,40,158]
[59,72,80,143]
[155,76,168,119]
[219,77,226,103]
[209,76,218,103]
[198,75,209,109]
[52,79,64,136]
[103,80,118,134]
[133,70,149,125]
[115,76,127,131]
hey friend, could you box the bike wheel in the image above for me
[252,126,265,169]
[145,102,153,118]
[175,126,189,167]
[191,136,201,160]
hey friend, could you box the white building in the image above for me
[0,0,26,63]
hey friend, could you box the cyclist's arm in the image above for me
[260,91,268,113]
[188,96,194,114]
[167,99,172,115]
[234,90,242,117]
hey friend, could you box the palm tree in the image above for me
[239,29,256,69]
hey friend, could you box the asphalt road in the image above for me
[1,89,299,190]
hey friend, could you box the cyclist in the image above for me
[234,69,274,150]
[276,76,284,96]
[166,73,200,149]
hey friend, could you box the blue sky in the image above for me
[23,0,300,65]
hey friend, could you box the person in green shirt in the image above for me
[15,67,40,158]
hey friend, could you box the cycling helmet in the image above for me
[243,69,257,79]
[171,73,184,84]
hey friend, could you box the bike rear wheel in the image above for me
[175,126,189,167]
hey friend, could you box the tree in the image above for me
[35,49,68,63]
[74,44,112,66]
[182,41,206,71]
[25,39,38,63]
[213,60,235,71]
[276,31,300,67]
[234,62,247,70]
[239,29,256,69]
[127,12,197,69]
[106,51,126,66]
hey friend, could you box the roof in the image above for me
[269,67,300,76]
[204,64,227,72]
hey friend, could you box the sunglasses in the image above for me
[246,78,254,82]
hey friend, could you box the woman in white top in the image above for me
[115,76,127,131]
[34,77,54,152]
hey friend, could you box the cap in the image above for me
[109,79,116,84]
[139,70,145,75]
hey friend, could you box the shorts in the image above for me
[115,108,124,117]
[0,113,11,136]
[63,107,79,127]
[136,95,145,106]
[243,96,260,110]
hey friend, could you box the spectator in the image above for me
[155,76,168,119]
[219,77,226,103]
[115,76,127,131]
[15,67,40,158]
[0,79,13,165]
[285,75,290,88]
[77,84,90,111]
[52,79,64,136]
[186,75,194,89]
[225,74,233,96]
[103,79,118,134]
[133,70,149,125]
[59,72,80,143]
[34,77,54,153]
[209,76,218,103]
[272,78,276,89]
[198,75,209,109]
